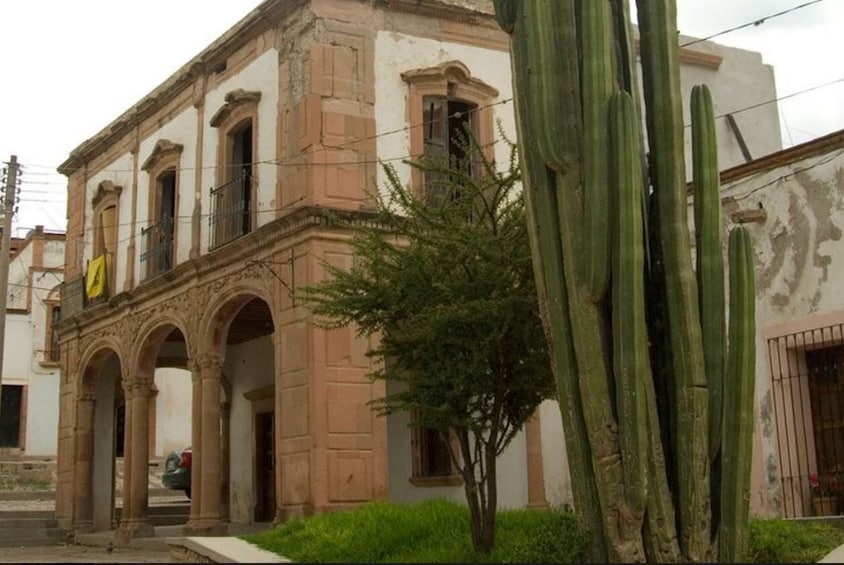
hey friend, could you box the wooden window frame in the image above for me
[141,140,183,279]
[409,412,462,487]
[402,60,498,197]
[210,89,261,245]
[91,181,121,299]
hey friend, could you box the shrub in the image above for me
[748,518,844,563]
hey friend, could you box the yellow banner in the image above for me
[86,254,107,299]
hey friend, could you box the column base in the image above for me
[184,518,228,536]
[71,520,94,535]
[116,519,155,547]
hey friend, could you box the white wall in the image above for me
[153,368,192,457]
[373,31,517,199]
[225,334,275,523]
[674,34,782,175]
[137,106,199,270]
[2,236,65,456]
[200,48,280,253]
[85,154,134,292]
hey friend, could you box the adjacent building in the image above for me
[717,129,844,519]
[0,226,64,456]
[54,0,783,541]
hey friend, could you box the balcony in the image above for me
[209,171,251,250]
[140,218,174,281]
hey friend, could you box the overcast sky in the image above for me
[1,0,841,235]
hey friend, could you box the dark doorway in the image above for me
[255,411,275,522]
[114,401,125,458]
[0,385,22,447]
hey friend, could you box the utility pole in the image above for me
[0,155,20,438]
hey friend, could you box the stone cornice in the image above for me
[58,205,381,333]
[58,0,306,177]
[209,90,263,128]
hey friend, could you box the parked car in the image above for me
[162,447,191,499]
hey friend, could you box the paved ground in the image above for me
[0,544,174,563]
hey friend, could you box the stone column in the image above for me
[526,410,548,509]
[117,376,154,542]
[187,363,203,526]
[72,391,95,533]
[185,354,225,535]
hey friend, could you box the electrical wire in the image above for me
[680,0,827,48]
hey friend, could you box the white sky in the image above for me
[0,0,842,235]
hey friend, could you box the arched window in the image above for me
[209,89,261,249]
[91,181,121,300]
[402,61,499,205]
[141,140,183,280]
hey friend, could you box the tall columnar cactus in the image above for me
[492,0,757,562]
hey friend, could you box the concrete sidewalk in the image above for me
[819,543,844,563]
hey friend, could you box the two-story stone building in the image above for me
[55,0,783,542]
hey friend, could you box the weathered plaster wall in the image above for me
[721,139,844,517]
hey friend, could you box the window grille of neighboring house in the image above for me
[767,323,844,517]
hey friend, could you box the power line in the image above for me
[680,0,827,48]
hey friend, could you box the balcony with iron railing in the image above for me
[209,171,251,250]
[140,217,174,281]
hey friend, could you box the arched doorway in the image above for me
[76,347,123,533]
[210,295,276,524]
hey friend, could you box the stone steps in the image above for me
[0,511,64,547]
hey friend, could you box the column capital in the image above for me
[188,353,224,380]
[124,376,153,397]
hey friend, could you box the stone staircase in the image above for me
[0,452,190,547]
[0,510,63,547]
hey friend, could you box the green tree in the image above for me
[300,138,555,554]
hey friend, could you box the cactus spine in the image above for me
[493,0,757,562]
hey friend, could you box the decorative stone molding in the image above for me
[401,60,499,100]
[92,180,123,209]
[141,139,184,172]
[210,89,262,128]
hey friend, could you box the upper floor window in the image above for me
[422,96,478,207]
[209,89,261,250]
[90,180,121,301]
[402,61,499,205]
[141,139,183,280]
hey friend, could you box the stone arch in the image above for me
[200,284,276,358]
[131,314,193,374]
[73,342,125,533]
[77,340,126,394]
[197,284,277,524]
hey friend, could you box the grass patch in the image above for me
[749,517,844,563]
[243,502,844,563]
[0,475,51,491]
[241,499,585,563]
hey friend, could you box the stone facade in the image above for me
[54,0,784,542]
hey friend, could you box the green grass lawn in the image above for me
[241,498,844,563]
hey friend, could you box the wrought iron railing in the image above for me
[209,170,251,250]
[768,323,844,517]
[140,217,174,281]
